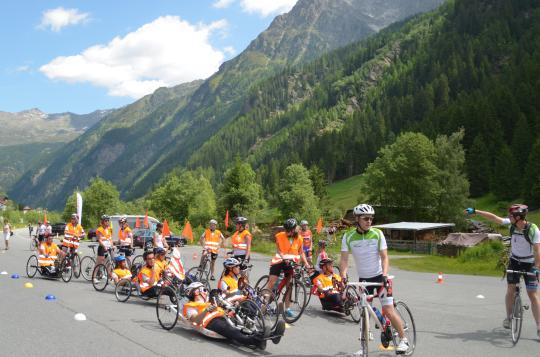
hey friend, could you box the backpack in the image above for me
[509,223,533,246]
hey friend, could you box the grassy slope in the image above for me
[327,175,364,212]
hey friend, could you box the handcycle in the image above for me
[61,241,83,279]
[26,253,73,283]
[505,269,540,345]
[347,277,416,356]
[255,260,308,323]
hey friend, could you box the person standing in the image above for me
[3,220,11,250]
[28,223,33,237]
[200,219,225,280]
[37,221,46,243]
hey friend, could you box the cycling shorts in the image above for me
[358,275,393,306]
[210,252,218,260]
[269,261,294,277]
[507,258,538,290]
[97,245,110,257]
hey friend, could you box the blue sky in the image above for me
[0,0,297,114]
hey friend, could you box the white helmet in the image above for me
[300,220,308,226]
[186,282,205,296]
[209,219,218,225]
[353,204,375,216]
[223,258,241,268]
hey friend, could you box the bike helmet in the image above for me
[353,204,375,216]
[100,214,110,221]
[71,213,79,219]
[318,240,327,248]
[236,216,248,224]
[154,247,166,255]
[186,282,205,297]
[115,255,126,263]
[223,257,241,268]
[300,220,308,226]
[119,216,127,224]
[284,218,298,231]
[508,204,528,218]
[319,258,333,268]
[209,219,218,225]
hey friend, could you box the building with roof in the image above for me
[374,222,455,253]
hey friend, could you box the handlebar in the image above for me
[506,270,539,277]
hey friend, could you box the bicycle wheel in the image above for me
[302,271,313,307]
[72,253,81,279]
[156,286,179,330]
[511,295,523,345]
[92,264,109,291]
[238,299,265,335]
[393,301,417,355]
[131,255,144,268]
[258,288,280,331]
[115,279,132,302]
[357,307,370,357]
[187,267,205,282]
[26,255,38,278]
[80,256,96,281]
[60,257,73,283]
[255,275,270,291]
[282,280,307,324]
[345,285,362,323]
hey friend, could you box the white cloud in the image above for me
[16,65,31,72]
[40,7,90,32]
[240,0,297,17]
[213,0,235,9]
[223,46,236,56]
[40,16,229,99]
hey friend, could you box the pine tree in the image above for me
[523,137,540,208]
[467,135,491,197]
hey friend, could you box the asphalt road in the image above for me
[1,228,539,356]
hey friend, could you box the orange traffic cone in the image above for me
[193,252,198,260]
[436,272,443,284]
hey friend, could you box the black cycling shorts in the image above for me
[507,258,538,290]
[118,246,134,257]
[269,261,294,277]
[97,245,110,257]
[210,253,218,260]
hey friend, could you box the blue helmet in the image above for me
[115,255,126,263]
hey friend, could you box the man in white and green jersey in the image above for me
[340,203,409,354]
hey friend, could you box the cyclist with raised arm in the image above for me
[200,219,225,280]
[231,217,252,262]
[63,213,85,254]
[340,204,409,354]
[265,218,311,318]
[465,204,540,337]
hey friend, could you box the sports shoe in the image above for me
[210,275,215,281]
[285,308,296,318]
[396,338,409,354]
[272,320,286,344]
[503,318,511,329]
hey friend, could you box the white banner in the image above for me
[76,192,83,224]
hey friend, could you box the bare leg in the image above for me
[382,304,405,338]
[506,284,516,318]
[527,289,540,325]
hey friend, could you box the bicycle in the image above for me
[186,249,212,289]
[347,278,416,356]
[506,269,539,345]
[91,248,118,291]
[79,244,98,281]
[254,261,308,324]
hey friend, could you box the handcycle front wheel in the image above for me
[92,264,109,291]
[80,256,96,281]
[26,255,39,278]
[511,295,523,345]
[392,301,417,355]
[115,279,132,302]
[254,275,270,291]
[344,285,362,323]
[72,253,81,279]
[237,299,266,335]
[156,286,179,330]
[258,288,280,331]
[60,256,73,283]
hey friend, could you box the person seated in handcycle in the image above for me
[314,258,344,312]
[154,247,169,277]
[183,282,286,350]
[218,258,247,304]
[111,255,132,284]
[138,251,161,298]
[38,234,65,276]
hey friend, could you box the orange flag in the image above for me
[135,216,141,228]
[44,211,48,225]
[182,220,193,243]
[144,210,149,228]
[316,217,323,234]
[162,219,171,237]
[224,210,229,229]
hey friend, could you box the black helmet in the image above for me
[101,215,110,222]
[318,240,327,248]
[236,217,248,224]
[319,258,333,268]
[284,218,297,231]
[508,204,528,219]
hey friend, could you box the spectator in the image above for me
[3,220,12,250]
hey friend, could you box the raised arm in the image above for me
[465,208,506,225]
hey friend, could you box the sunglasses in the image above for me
[359,216,374,222]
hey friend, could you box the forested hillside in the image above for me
[187,0,540,206]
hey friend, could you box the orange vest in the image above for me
[63,223,84,249]
[38,242,58,267]
[204,229,222,253]
[232,230,251,253]
[314,273,341,297]
[97,226,113,249]
[118,227,132,246]
[300,229,312,248]
[138,266,158,293]
[183,301,225,328]
[271,232,303,265]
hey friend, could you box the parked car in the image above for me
[50,223,66,236]
[133,229,187,249]
[87,228,97,241]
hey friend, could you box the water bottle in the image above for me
[373,307,385,328]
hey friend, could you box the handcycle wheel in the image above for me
[393,301,417,355]
[92,264,109,291]
[237,299,265,335]
[254,275,270,291]
[258,288,280,331]
[302,271,313,307]
[60,256,73,283]
[115,279,132,302]
[358,306,370,357]
[80,256,95,281]
[511,295,523,345]
[156,286,179,330]
[282,280,307,324]
[131,255,144,268]
[26,255,38,278]
[345,285,362,323]
[72,253,81,279]
[187,266,209,284]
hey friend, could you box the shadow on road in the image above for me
[429,328,518,348]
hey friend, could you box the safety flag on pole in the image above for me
[224,210,229,229]
[135,216,141,228]
[162,219,171,237]
[144,210,149,228]
[167,248,185,280]
[44,211,48,225]
[182,220,193,243]
[316,217,323,234]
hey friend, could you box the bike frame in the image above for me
[347,281,387,330]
